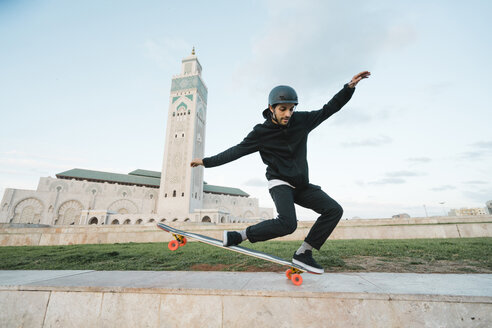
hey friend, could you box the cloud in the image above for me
[460,151,485,160]
[332,107,390,126]
[463,180,488,185]
[407,157,432,163]
[368,178,406,185]
[0,150,85,177]
[462,188,492,204]
[458,141,492,160]
[430,185,456,191]
[385,170,425,177]
[472,141,492,150]
[243,178,267,187]
[341,135,392,148]
[232,0,414,95]
[363,169,424,186]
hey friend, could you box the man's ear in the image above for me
[269,105,274,113]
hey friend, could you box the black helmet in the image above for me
[263,85,298,119]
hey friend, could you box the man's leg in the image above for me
[223,185,296,246]
[290,184,342,273]
[294,184,343,250]
[245,185,297,243]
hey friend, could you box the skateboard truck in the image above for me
[285,267,303,286]
[168,233,188,251]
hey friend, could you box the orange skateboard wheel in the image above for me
[291,273,303,286]
[285,269,293,280]
[179,237,187,247]
[168,240,179,251]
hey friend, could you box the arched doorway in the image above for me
[111,219,119,225]
[202,216,211,223]
[88,217,98,225]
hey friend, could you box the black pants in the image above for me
[246,184,343,250]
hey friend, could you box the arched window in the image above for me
[173,190,176,197]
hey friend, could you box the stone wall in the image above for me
[1,271,491,328]
[1,216,491,246]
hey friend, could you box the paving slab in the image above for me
[0,270,93,286]
[353,272,492,297]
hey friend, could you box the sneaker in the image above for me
[292,250,324,274]
[223,231,243,247]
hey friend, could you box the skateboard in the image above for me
[157,222,317,286]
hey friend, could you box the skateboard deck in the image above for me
[157,222,314,286]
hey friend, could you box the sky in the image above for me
[0,0,491,220]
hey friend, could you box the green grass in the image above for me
[0,238,490,273]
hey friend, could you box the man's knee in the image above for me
[323,203,343,221]
[278,215,297,235]
[334,204,343,219]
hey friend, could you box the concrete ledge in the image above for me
[1,270,491,327]
[1,216,492,246]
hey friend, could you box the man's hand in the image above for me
[190,158,204,167]
[348,71,371,88]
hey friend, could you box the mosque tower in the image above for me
[157,48,207,220]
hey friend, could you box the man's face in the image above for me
[270,103,295,126]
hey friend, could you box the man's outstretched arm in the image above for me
[305,71,371,131]
[190,127,260,168]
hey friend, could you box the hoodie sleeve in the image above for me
[202,127,260,168]
[304,84,355,131]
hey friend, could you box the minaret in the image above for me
[157,49,207,220]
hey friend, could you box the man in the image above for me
[190,71,370,273]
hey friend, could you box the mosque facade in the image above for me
[0,51,273,226]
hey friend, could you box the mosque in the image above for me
[0,50,273,226]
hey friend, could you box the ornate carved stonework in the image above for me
[12,198,44,224]
[57,200,83,225]
[108,199,138,214]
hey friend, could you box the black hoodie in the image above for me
[202,84,355,188]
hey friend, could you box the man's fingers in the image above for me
[190,159,203,167]
[354,71,371,79]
